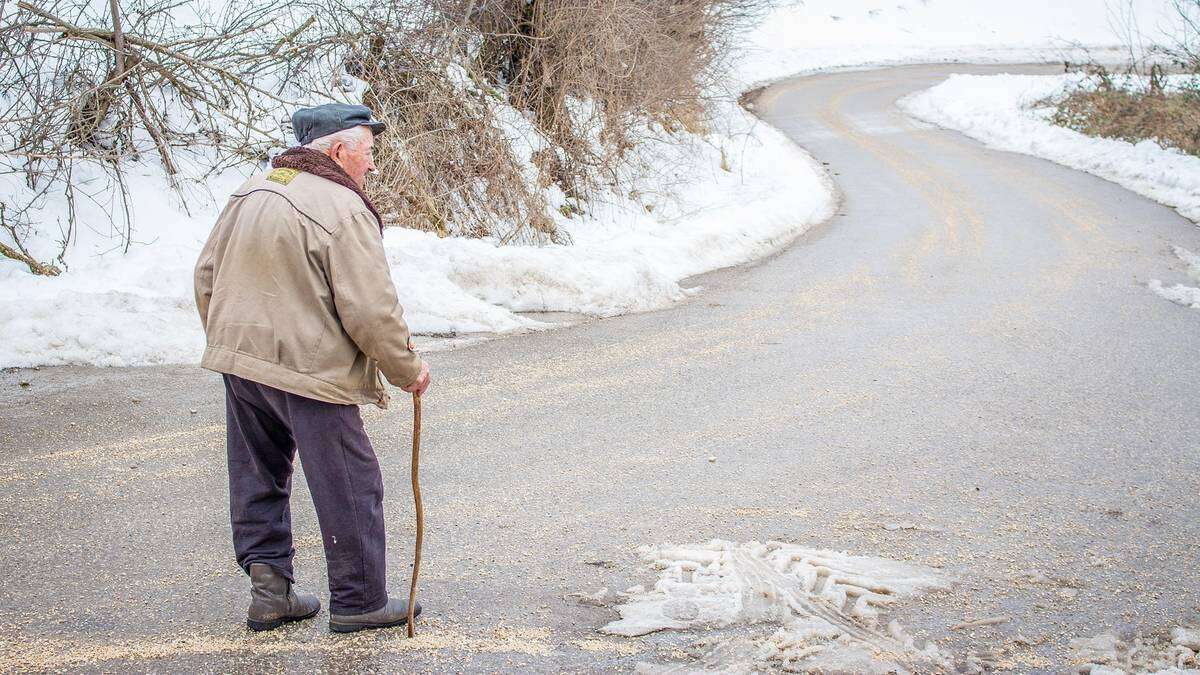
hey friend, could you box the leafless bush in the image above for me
[0,0,333,269]
[1050,80,1200,155]
[328,0,562,243]
[329,0,767,243]
[0,0,768,270]
[466,0,767,202]
[1160,0,1200,72]
[0,201,61,275]
[1048,0,1200,157]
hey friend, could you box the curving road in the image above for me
[2,64,1199,672]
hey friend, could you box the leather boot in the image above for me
[246,563,321,632]
[329,596,422,633]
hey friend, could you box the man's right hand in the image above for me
[401,361,430,396]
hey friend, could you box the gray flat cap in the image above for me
[291,103,386,146]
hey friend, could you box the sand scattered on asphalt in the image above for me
[0,425,223,470]
[0,624,556,670]
[574,637,643,656]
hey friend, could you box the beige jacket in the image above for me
[194,167,422,408]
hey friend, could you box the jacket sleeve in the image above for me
[194,231,217,331]
[327,211,423,388]
[195,196,239,331]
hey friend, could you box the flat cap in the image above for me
[291,103,386,146]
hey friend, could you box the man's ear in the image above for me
[329,141,352,172]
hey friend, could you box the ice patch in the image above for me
[1150,246,1200,310]
[1176,627,1200,652]
[1069,628,1200,674]
[601,540,949,673]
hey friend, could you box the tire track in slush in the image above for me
[604,541,950,672]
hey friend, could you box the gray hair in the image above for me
[303,125,372,152]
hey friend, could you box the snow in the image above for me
[1069,628,1200,673]
[734,0,1178,88]
[600,540,1200,673]
[0,158,247,367]
[0,98,833,367]
[899,73,1200,225]
[1150,246,1200,310]
[2,0,1186,368]
[601,540,949,673]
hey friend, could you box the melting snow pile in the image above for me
[0,98,834,368]
[1150,246,1200,310]
[1070,627,1200,674]
[899,74,1200,226]
[601,540,950,673]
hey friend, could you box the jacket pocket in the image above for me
[303,324,328,374]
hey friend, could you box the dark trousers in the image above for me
[223,373,388,615]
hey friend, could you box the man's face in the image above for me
[331,130,376,187]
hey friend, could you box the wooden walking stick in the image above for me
[407,391,423,638]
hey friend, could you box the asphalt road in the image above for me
[2,64,1198,673]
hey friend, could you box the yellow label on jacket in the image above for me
[267,167,300,185]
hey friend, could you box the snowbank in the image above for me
[898,73,1200,224]
[0,99,833,367]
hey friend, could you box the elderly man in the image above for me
[194,103,430,633]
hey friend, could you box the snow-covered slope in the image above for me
[0,101,834,367]
[736,0,1177,87]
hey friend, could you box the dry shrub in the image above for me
[1049,0,1200,157]
[366,73,562,244]
[334,1,562,244]
[1,0,766,264]
[332,0,765,243]
[1049,72,1200,156]
[1,0,336,269]
[466,0,765,202]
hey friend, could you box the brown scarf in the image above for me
[272,147,383,233]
